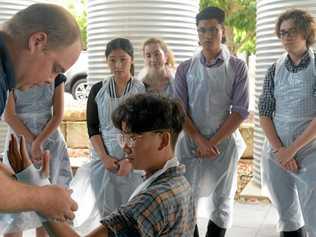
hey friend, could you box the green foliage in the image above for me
[65,0,87,49]
[200,0,256,54]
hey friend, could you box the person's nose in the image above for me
[149,55,157,63]
[205,32,215,39]
[115,61,122,69]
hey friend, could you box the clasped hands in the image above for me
[195,135,220,159]
[102,155,132,176]
[30,137,45,166]
[273,146,299,173]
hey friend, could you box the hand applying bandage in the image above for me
[7,134,78,223]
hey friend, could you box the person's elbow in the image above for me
[231,107,248,121]
[52,111,64,125]
[3,109,15,124]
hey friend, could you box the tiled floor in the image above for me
[17,202,279,237]
[198,202,278,237]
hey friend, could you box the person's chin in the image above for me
[203,42,218,50]
[146,65,156,71]
[283,42,295,48]
[152,64,162,69]
[285,46,297,53]
[114,71,123,76]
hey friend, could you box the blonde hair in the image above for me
[142,38,176,68]
[5,3,81,50]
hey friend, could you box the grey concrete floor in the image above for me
[198,202,278,237]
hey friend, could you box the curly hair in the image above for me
[112,94,185,149]
[276,9,316,48]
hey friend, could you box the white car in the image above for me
[65,51,88,100]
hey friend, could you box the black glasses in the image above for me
[279,28,298,39]
[197,27,219,35]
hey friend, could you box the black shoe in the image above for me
[194,224,199,237]
[205,220,226,237]
[280,227,306,237]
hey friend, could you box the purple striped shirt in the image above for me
[175,50,249,119]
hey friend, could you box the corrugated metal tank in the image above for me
[254,0,316,186]
[0,1,44,22]
[87,0,199,84]
[0,0,43,155]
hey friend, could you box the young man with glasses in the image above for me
[175,6,249,237]
[7,94,196,237]
[259,9,316,237]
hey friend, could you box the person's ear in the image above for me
[28,32,48,54]
[221,26,226,44]
[222,26,226,36]
[158,132,170,151]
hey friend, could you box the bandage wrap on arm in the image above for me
[15,165,50,223]
[15,165,50,186]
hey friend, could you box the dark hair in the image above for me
[105,38,134,75]
[196,6,225,26]
[112,94,185,150]
[276,9,316,48]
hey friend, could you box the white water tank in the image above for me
[0,1,45,23]
[87,0,199,83]
[254,0,316,187]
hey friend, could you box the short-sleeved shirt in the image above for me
[175,50,249,119]
[54,74,66,88]
[101,164,196,237]
[0,33,15,116]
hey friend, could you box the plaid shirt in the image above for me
[101,164,196,237]
[258,51,313,118]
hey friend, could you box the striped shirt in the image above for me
[101,164,196,237]
[258,51,314,118]
[108,78,132,98]
[86,78,133,137]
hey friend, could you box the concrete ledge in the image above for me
[63,108,86,121]
[62,108,255,159]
